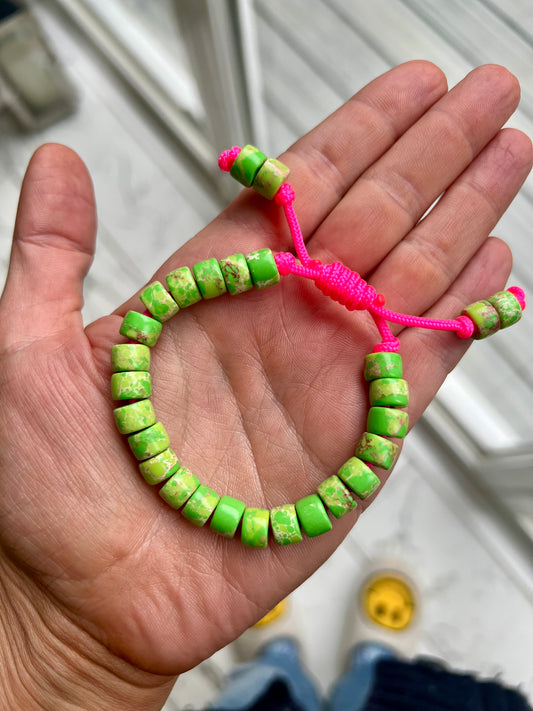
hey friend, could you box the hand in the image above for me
[0,62,530,709]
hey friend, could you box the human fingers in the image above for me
[0,144,96,353]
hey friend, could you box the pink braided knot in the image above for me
[508,286,526,310]
[455,315,475,339]
[275,183,295,206]
[275,252,296,276]
[218,146,241,172]
[315,262,377,311]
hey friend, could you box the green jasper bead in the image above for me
[241,508,270,548]
[337,457,380,499]
[120,311,162,347]
[364,352,403,381]
[139,448,180,485]
[111,344,150,372]
[210,495,246,538]
[246,248,280,289]
[166,266,202,308]
[128,422,169,461]
[111,371,151,400]
[295,494,332,537]
[140,281,179,322]
[159,466,200,508]
[219,253,253,295]
[270,504,302,546]
[253,158,290,200]
[230,144,268,187]
[355,432,398,470]
[369,378,409,408]
[181,485,220,527]
[367,407,409,439]
[462,300,500,339]
[317,475,357,519]
[193,258,227,299]
[487,290,522,329]
[113,399,156,434]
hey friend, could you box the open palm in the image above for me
[0,62,530,708]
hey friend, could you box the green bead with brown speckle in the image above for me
[219,253,253,295]
[128,422,169,461]
[119,311,162,347]
[367,407,409,439]
[355,432,398,470]
[111,371,151,400]
[364,352,403,381]
[113,399,156,434]
[193,258,227,299]
[369,378,409,408]
[462,300,500,339]
[166,267,202,308]
[487,291,522,329]
[230,145,267,187]
[140,281,179,322]
[253,158,290,199]
[338,457,380,499]
[159,466,200,508]
[295,494,332,537]
[241,508,270,548]
[139,448,180,485]
[182,485,220,526]
[111,344,150,372]
[317,475,357,519]
[246,248,280,289]
[270,504,302,545]
[210,496,246,538]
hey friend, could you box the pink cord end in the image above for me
[508,286,526,310]
[455,315,475,339]
[274,252,294,276]
[218,146,241,172]
[274,182,295,206]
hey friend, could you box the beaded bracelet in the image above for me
[111,145,526,548]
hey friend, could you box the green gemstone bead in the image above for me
[317,475,358,519]
[355,432,398,470]
[166,266,202,308]
[119,311,162,347]
[111,371,151,400]
[462,300,500,339]
[295,494,332,537]
[140,281,179,322]
[246,248,280,289]
[219,253,253,295]
[369,378,409,408]
[111,344,150,372]
[210,495,246,538]
[159,466,200,508]
[139,448,180,485]
[193,258,227,299]
[270,504,302,545]
[113,399,156,434]
[364,352,403,381]
[128,422,169,461]
[241,508,270,548]
[230,144,268,187]
[253,158,290,200]
[337,457,381,499]
[181,485,220,527]
[487,290,522,329]
[367,407,409,439]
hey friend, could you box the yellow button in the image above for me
[361,573,415,631]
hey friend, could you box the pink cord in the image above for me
[219,147,525,352]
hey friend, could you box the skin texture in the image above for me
[0,62,531,709]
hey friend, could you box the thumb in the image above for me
[0,143,96,351]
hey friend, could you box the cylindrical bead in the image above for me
[193,258,227,299]
[364,352,403,381]
[181,485,220,527]
[295,494,332,537]
[113,399,156,434]
[210,495,246,538]
[140,281,179,322]
[246,248,280,289]
[369,378,409,408]
[219,253,253,295]
[337,457,380,499]
[241,508,270,548]
[461,300,500,339]
[111,344,150,372]
[270,504,302,545]
[230,145,267,187]
[367,407,409,439]
[166,266,202,308]
[119,311,162,347]
[139,448,180,485]
[253,158,290,200]
[355,432,398,470]
[487,290,522,329]
[111,371,151,400]
[317,475,358,519]
[159,466,200,508]
[128,422,169,461]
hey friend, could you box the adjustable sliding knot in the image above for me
[315,261,378,311]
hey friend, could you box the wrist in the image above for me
[0,554,176,711]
